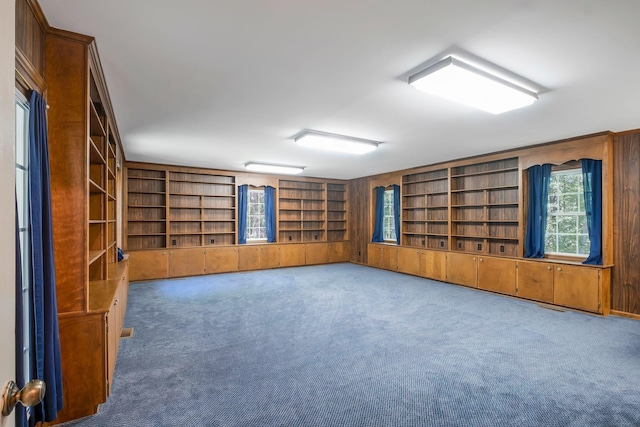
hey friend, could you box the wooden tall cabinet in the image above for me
[45,30,128,424]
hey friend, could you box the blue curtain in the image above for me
[582,159,603,265]
[265,186,276,243]
[15,203,27,427]
[393,185,401,244]
[238,184,248,244]
[28,91,63,423]
[371,186,385,242]
[524,164,552,258]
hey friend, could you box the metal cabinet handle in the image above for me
[557,267,562,271]
[479,258,484,262]
[547,266,552,270]
[1,380,46,416]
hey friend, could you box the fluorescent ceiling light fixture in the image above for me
[294,130,379,154]
[244,162,304,175]
[409,56,538,114]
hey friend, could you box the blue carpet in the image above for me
[62,263,640,426]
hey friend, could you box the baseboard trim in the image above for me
[610,310,640,321]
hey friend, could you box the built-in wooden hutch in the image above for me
[366,133,613,315]
[124,163,351,281]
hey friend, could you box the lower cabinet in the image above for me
[238,246,260,271]
[129,242,349,280]
[306,243,329,265]
[205,247,239,273]
[169,248,206,277]
[516,260,554,303]
[328,241,350,263]
[368,243,398,271]
[280,244,306,267]
[126,243,610,316]
[128,249,168,281]
[553,264,609,314]
[260,245,281,269]
[422,250,446,281]
[397,247,421,276]
[478,257,516,296]
[238,245,281,271]
[446,252,478,288]
[56,259,130,423]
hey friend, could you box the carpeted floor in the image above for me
[61,263,640,426]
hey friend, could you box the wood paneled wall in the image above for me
[15,0,48,94]
[612,131,640,316]
[15,0,46,75]
[348,177,370,264]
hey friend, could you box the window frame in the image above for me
[544,167,590,259]
[15,89,32,390]
[246,188,267,242]
[382,188,397,243]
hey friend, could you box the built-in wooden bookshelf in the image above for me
[106,133,117,264]
[126,168,236,249]
[327,183,348,241]
[278,180,326,243]
[88,70,108,281]
[46,30,129,423]
[450,157,519,257]
[401,168,449,249]
[127,168,167,250]
[168,172,236,247]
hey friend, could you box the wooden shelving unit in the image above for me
[450,157,519,257]
[46,32,130,423]
[126,168,236,249]
[401,168,449,249]
[168,172,236,247]
[106,133,117,264]
[278,179,326,243]
[88,71,108,282]
[126,168,167,250]
[327,183,348,241]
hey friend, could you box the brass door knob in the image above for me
[1,379,46,416]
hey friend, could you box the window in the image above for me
[545,169,590,256]
[16,91,31,389]
[383,189,396,242]
[247,189,266,240]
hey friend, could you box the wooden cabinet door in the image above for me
[478,256,516,295]
[397,247,421,276]
[169,248,206,278]
[517,260,554,303]
[280,244,306,267]
[306,243,329,265]
[128,250,168,281]
[446,252,478,287]
[554,265,601,313]
[260,245,280,269]
[422,250,446,281]
[327,242,349,263]
[205,247,238,274]
[368,244,381,268]
[238,246,260,271]
[381,246,398,271]
[106,311,117,396]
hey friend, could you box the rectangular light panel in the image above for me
[295,130,379,155]
[409,56,538,114]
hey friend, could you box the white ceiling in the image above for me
[40,0,640,180]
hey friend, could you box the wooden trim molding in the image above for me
[16,47,47,94]
[610,310,640,321]
[25,0,51,32]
